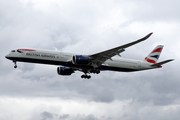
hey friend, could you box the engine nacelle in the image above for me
[57,67,74,76]
[72,55,89,65]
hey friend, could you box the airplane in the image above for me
[5,33,174,79]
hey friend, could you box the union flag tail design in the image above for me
[144,45,163,64]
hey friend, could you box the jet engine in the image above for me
[57,67,74,75]
[72,55,89,65]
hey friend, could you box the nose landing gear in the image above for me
[13,60,17,68]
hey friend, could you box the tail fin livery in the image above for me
[144,45,163,64]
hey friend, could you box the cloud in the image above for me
[40,111,99,120]
[41,111,57,120]
[59,114,69,120]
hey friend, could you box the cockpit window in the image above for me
[11,50,15,52]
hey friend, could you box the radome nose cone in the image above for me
[5,55,10,59]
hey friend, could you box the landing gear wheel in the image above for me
[81,75,85,78]
[14,65,17,68]
[81,74,91,79]
[87,75,91,79]
[13,60,17,69]
[96,70,100,74]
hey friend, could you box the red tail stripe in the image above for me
[145,57,156,63]
[151,48,162,53]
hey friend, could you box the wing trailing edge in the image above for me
[89,32,153,68]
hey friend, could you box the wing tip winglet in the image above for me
[146,32,153,38]
[141,32,153,41]
[169,59,175,62]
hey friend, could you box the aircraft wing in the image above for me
[89,32,153,68]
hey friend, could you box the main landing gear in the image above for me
[81,69,100,79]
[13,60,17,68]
[90,69,100,74]
[81,74,91,79]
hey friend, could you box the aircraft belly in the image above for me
[99,65,138,72]
[104,59,138,71]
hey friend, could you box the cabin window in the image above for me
[11,50,15,52]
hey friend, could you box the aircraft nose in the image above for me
[5,54,11,59]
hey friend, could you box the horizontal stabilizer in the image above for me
[151,59,174,66]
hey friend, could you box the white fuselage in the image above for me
[5,49,158,72]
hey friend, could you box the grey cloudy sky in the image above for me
[0,0,180,120]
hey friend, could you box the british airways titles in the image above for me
[26,52,56,58]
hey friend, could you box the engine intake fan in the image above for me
[57,67,74,75]
[72,55,89,65]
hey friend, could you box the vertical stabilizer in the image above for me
[144,45,163,64]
